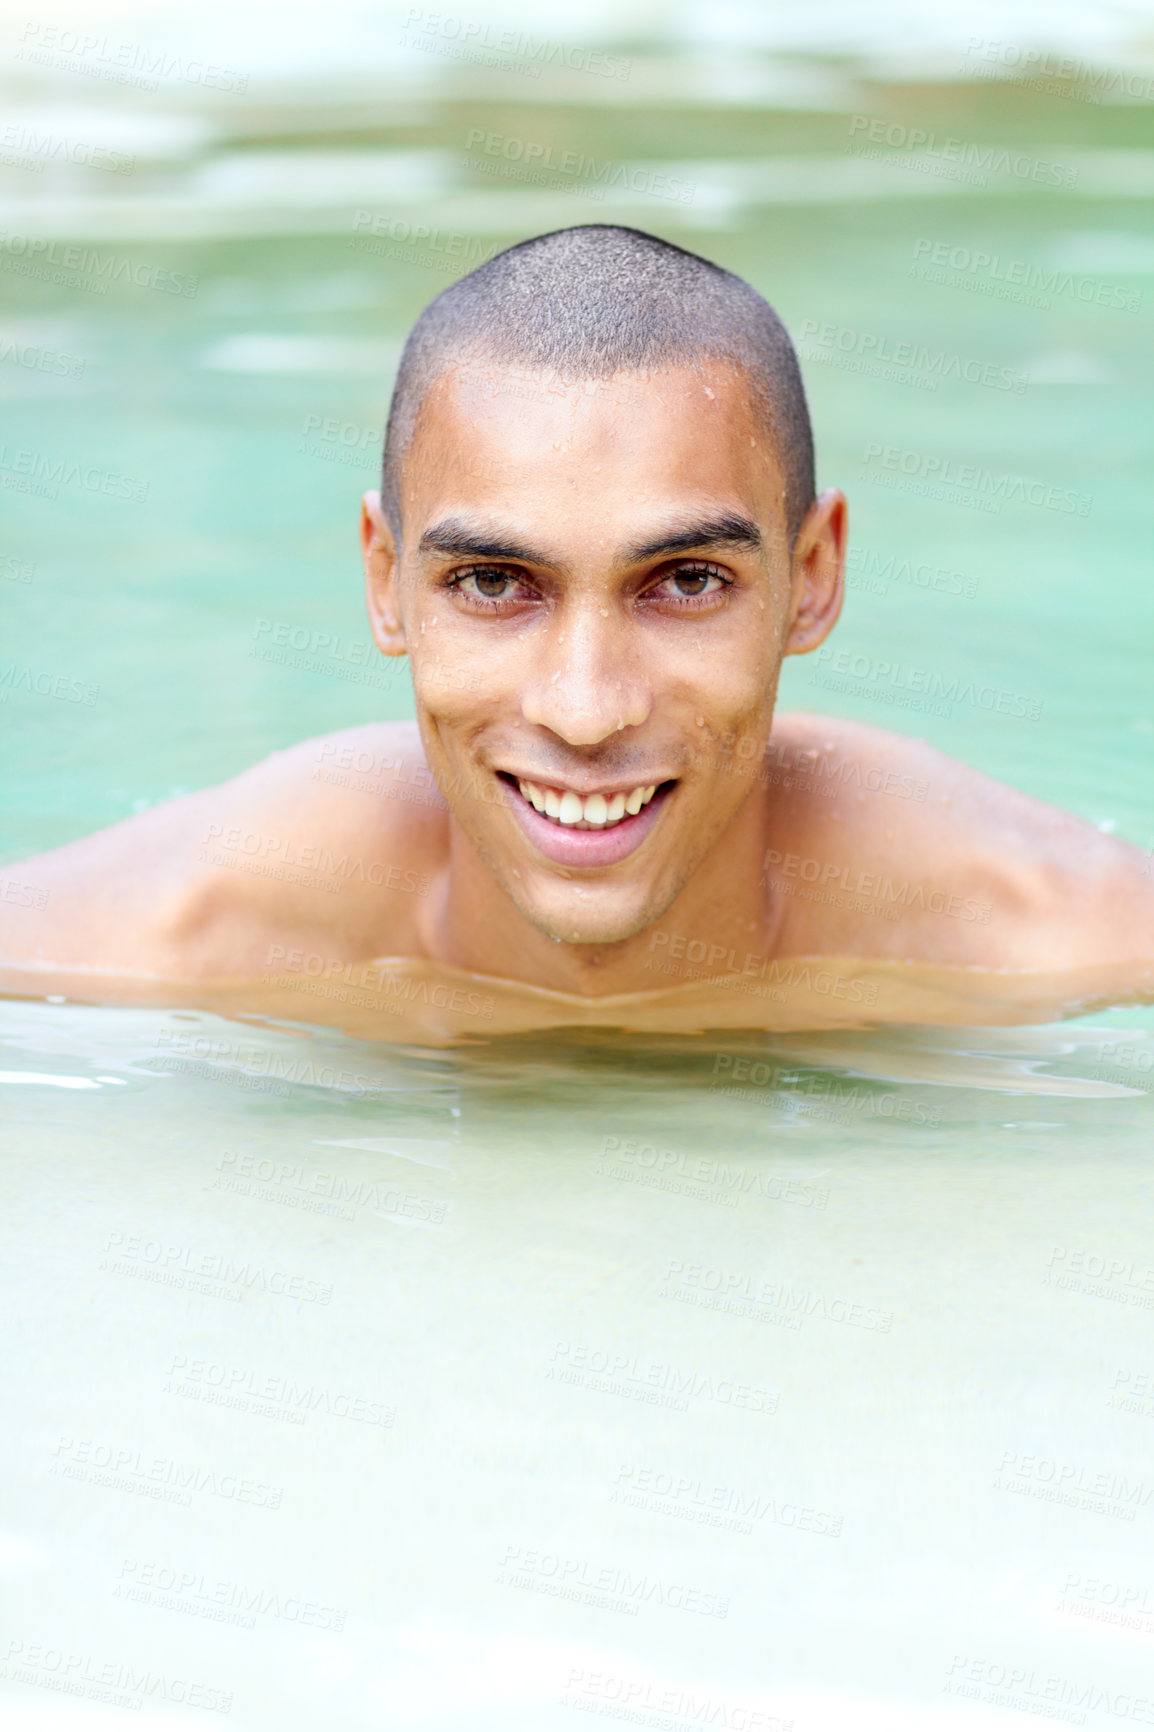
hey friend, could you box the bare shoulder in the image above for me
[0,722,445,977]
[763,711,1154,967]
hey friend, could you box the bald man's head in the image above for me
[381,224,815,548]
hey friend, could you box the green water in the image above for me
[2,16,1154,1728]
[3,77,1153,850]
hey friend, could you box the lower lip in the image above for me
[503,781,673,867]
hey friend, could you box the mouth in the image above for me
[514,777,661,829]
[496,773,677,867]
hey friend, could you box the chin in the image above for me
[519,885,663,951]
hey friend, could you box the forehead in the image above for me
[403,359,788,552]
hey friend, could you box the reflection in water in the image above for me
[2,949,1152,1046]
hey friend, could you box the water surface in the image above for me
[2,10,1153,1726]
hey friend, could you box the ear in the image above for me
[782,488,847,657]
[361,490,407,657]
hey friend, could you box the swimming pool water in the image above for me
[2,9,1154,1726]
[3,1003,1154,1728]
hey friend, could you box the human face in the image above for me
[363,360,844,948]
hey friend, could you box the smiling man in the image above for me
[2,225,1152,1033]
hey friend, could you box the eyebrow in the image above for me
[417,519,554,566]
[622,513,764,564]
[417,511,763,569]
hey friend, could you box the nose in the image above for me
[519,606,651,746]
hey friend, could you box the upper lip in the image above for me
[497,771,675,798]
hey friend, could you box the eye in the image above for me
[649,563,731,602]
[449,566,533,605]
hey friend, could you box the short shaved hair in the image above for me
[381,224,816,549]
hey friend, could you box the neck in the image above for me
[429,792,778,998]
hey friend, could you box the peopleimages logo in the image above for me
[944,1653,1154,1722]
[0,231,198,297]
[16,22,248,92]
[962,37,1154,104]
[910,236,1141,313]
[0,122,135,174]
[115,1557,347,1633]
[0,337,85,379]
[798,320,1027,394]
[1,1640,233,1717]
[845,546,979,600]
[762,847,991,924]
[348,211,503,274]
[464,130,695,203]
[813,645,1043,719]
[860,442,1092,518]
[0,445,147,503]
[847,116,1078,188]
[0,664,100,706]
[400,7,632,79]
[562,1670,795,1730]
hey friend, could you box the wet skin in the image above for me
[1,359,1153,1007]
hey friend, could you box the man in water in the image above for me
[2,226,1151,1029]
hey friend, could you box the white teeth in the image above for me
[516,778,663,829]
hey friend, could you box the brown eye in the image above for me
[653,564,728,601]
[457,568,515,599]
